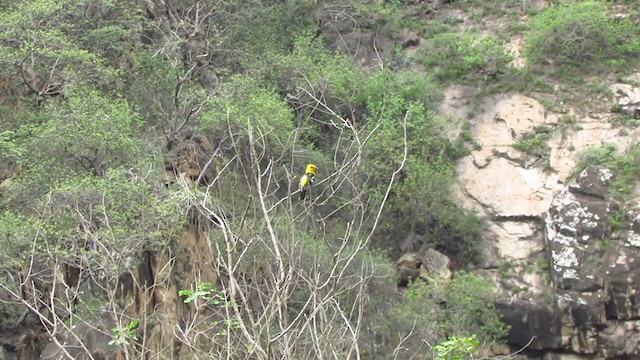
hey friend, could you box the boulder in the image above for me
[545,166,617,291]
[569,166,614,199]
[555,291,605,354]
[397,252,421,285]
[611,83,640,119]
[419,248,451,281]
[398,248,452,284]
[497,299,563,351]
[40,307,122,360]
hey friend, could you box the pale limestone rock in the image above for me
[506,35,526,69]
[440,85,473,119]
[446,78,640,358]
[457,156,557,217]
[611,83,640,104]
[548,118,639,181]
[622,71,640,84]
[455,94,562,219]
[472,94,557,159]
[419,248,451,281]
[488,221,542,260]
[522,271,546,294]
[397,252,421,284]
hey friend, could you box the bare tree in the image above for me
[164,83,409,358]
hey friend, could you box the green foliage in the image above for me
[538,256,549,274]
[0,130,24,166]
[125,49,186,127]
[479,67,554,96]
[433,334,479,360]
[576,143,620,169]
[0,212,36,268]
[22,87,142,186]
[364,280,438,358]
[433,202,484,263]
[278,33,363,98]
[215,2,317,76]
[179,282,240,335]
[609,208,627,232]
[430,272,510,343]
[179,282,227,305]
[421,32,511,82]
[357,70,443,110]
[1,169,183,275]
[609,114,639,128]
[525,1,640,73]
[576,143,640,201]
[0,0,121,91]
[201,75,294,157]
[367,273,508,358]
[357,70,481,262]
[418,20,452,39]
[512,125,552,155]
[352,0,404,24]
[109,319,139,346]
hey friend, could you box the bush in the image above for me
[512,125,552,155]
[435,273,509,342]
[576,143,640,201]
[0,212,35,268]
[421,32,511,82]
[200,75,295,159]
[357,70,482,263]
[36,87,141,175]
[0,130,22,172]
[364,272,509,359]
[525,1,640,72]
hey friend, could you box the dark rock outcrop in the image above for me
[40,308,122,360]
[546,166,616,292]
[498,299,563,351]
[497,166,640,358]
[397,248,451,286]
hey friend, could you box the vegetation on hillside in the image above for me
[0,0,638,358]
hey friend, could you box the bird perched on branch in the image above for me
[298,164,318,200]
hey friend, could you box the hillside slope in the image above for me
[1,0,639,359]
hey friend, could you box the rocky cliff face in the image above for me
[448,77,640,358]
[2,222,218,360]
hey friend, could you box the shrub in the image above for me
[512,125,553,155]
[357,70,482,263]
[433,334,479,360]
[364,273,508,359]
[0,130,22,170]
[525,1,640,72]
[576,143,640,200]
[430,272,510,343]
[421,32,511,82]
[36,87,141,174]
[200,75,295,159]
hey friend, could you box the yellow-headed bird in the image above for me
[299,164,318,200]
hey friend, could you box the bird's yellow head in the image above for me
[305,163,318,175]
